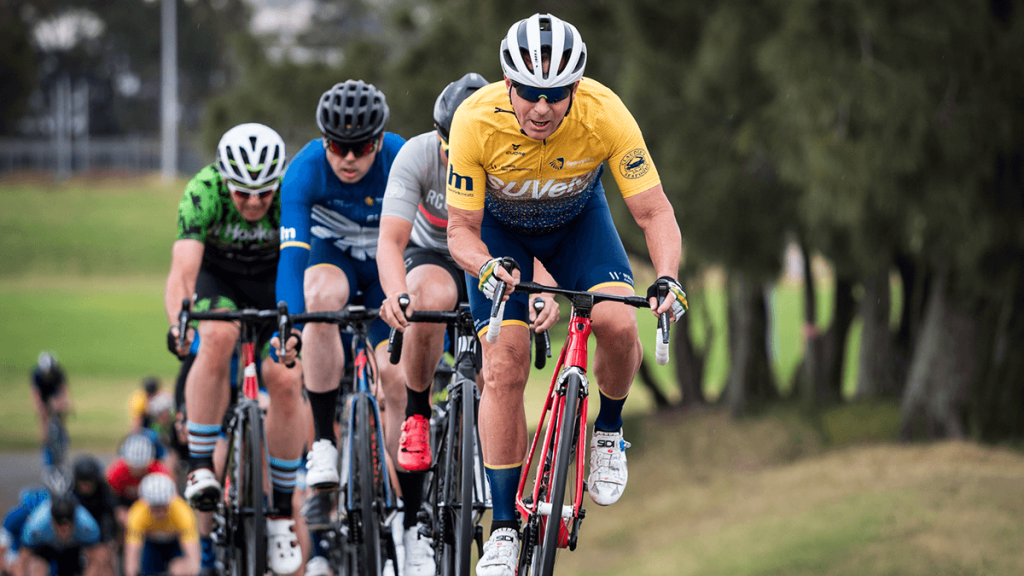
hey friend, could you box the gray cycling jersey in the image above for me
[381,131,452,260]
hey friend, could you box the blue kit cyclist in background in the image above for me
[275,81,407,576]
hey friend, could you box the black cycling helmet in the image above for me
[433,72,489,144]
[316,80,390,143]
[142,376,160,396]
[50,490,77,524]
[72,455,103,486]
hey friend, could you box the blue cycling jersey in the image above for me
[276,134,405,316]
[21,501,99,551]
[2,488,49,554]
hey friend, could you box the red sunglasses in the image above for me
[324,137,380,159]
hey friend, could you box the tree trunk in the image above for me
[801,275,856,408]
[722,271,776,417]
[899,272,977,441]
[970,260,1024,442]
[673,302,707,408]
[855,268,900,398]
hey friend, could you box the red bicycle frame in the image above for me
[241,341,260,401]
[515,311,592,547]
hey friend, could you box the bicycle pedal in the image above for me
[417,524,434,540]
[192,496,217,513]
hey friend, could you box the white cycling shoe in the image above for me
[183,468,220,511]
[476,528,519,576]
[305,556,331,576]
[267,517,302,575]
[588,428,631,506]
[306,439,340,489]
[403,525,435,576]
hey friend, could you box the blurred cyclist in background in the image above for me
[71,457,118,576]
[106,434,170,529]
[122,474,199,576]
[30,352,73,470]
[20,489,102,576]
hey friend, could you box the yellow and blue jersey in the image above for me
[445,78,661,236]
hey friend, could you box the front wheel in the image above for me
[353,393,383,576]
[242,402,268,576]
[537,373,581,576]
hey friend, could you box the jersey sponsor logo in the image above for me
[505,150,526,157]
[549,158,564,170]
[512,144,521,150]
[425,189,446,211]
[619,148,650,179]
[486,173,594,199]
[608,270,634,285]
[566,157,595,168]
[221,223,276,242]
[448,168,474,192]
[280,227,297,242]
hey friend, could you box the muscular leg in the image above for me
[401,266,460,395]
[302,265,351,443]
[185,315,236,468]
[590,290,642,402]
[478,326,530,533]
[264,357,305,516]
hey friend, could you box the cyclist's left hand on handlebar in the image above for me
[529,294,559,332]
[646,276,689,322]
[479,257,519,300]
[271,329,303,367]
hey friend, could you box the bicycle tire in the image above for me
[242,402,267,576]
[538,372,581,576]
[354,393,382,576]
[455,377,475,576]
[432,394,455,576]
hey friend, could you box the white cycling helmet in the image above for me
[216,123,287,188]
[121,434,156,468]
[500,13,587,88]
[139,473,177,506]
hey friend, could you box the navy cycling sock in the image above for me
[307,389,340,443]
[594,392,627,433]
[485,464,521,530]
[405,386,432,419]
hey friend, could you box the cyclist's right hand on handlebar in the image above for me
[380,292,411,331]
[270,329,303,367]
[166,325,193,359]
[479,257,519,300]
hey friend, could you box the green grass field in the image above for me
[5,175,1024,575]
[0,174,861,450]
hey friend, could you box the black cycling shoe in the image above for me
[302,490,333,530]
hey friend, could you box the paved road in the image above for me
[0,451,116,512]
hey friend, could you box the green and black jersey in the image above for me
[177,165,280,277]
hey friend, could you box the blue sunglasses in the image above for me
[511,81,574,104]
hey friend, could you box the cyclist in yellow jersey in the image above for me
[123,474,199,576]
[445,13,688,576]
